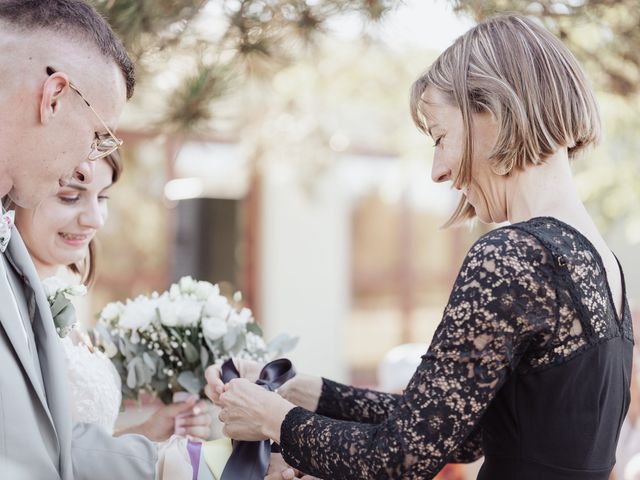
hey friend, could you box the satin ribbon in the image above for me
[219,358,296,480]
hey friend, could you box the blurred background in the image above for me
[86,1,639,478]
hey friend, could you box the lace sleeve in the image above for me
[280,228,557,479]
[316,378,402,423]
[447,427,482,463]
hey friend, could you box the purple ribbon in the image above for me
[187,440,202,480]
[220,358,296,480]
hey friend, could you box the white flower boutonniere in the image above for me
[42,277,88,338]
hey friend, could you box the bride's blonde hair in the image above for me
[410,14,601,227]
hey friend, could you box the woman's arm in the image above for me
[248,228,557,479]
[275,229,556,478]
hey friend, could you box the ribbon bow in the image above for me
[0,210,15,253]
[219,358,296,480]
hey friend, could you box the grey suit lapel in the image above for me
[5,230,72,474]
[0,253,49,407]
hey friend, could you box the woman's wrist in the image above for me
[262,397,296,443]
[278,373,323,412]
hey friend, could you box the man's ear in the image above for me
[39,72,71,125]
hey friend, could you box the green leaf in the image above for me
[200,346,210,369]
[223,329,238,351]
[143,352,157,374]
[267,334,299,356]
[183,340,199,364]
[126,360,138,390]
[246,322,264,337]
[177,370,204,395]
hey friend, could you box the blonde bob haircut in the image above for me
[410,14,601,227]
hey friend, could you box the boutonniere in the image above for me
[0,210,15,253]
[42,277,88,338]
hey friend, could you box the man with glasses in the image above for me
[0,1,162,479]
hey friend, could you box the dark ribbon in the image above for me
[220,358,296,480]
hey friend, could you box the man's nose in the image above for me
[73,160,95,184]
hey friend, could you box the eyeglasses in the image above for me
[46,67,123,161]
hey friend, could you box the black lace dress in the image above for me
[279,217,634,480]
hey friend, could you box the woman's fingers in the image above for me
[183,425,210,440]
[178,412,212,428]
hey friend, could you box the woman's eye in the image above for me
[433,137,442,147]
[98,195,110,202]
[58,196,80,204]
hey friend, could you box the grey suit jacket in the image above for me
[0,229,157,479]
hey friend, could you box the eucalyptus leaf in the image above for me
[177,370,204,395]
[126,361,138,389]
[143,352,157,374]
[183,340,199,364]
[267,334,299,356]
[246,322,263,337]
[223,329,238,351]
[50,293,70,317]
[200,346,210,369]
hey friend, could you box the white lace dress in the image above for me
[60,334,122,434]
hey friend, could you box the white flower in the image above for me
[228,308,253,328]
[68,284,88,297]
[157,298,179,327]
[169,284,181,300]
[42,276,67,298]
[179,276,197,294]
[101,302,123,323]
[177,299,202,326]
[119,296,158,331]
[203,294,231,320]
[195,281,218,301]
[202,317,228,340]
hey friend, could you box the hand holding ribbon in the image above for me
[217,358,296,480]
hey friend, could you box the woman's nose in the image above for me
[79,202,105,229]
[431,157,452,183]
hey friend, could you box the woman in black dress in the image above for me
[208,14,633,480]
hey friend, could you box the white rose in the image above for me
[203,295,231,320]
[42,276,67,298]
[195,281,218,301]
[101,302,123,323]
[179,276,197,294]
[119,296,158,331]
[228,308,253,328]
[177,299,203,326]
[157,299,179,327]
[169,284,181,300]
[202,316,227,340]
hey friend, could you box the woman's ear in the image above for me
[40,71,71,125]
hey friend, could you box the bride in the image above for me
[10,152,213,441]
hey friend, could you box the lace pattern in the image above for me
[61,336,122,434]
[280,218,633,479]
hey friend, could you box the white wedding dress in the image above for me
[60,334,122,434]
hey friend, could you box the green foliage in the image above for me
[89,0,397,132]
[450,0,640,97]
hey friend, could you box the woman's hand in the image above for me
[204,358,264,403]
[119,396,212,442]
[217,378,295,442]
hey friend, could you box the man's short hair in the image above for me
[0,0,135,99]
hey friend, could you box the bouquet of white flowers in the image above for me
[93,276,298,404]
